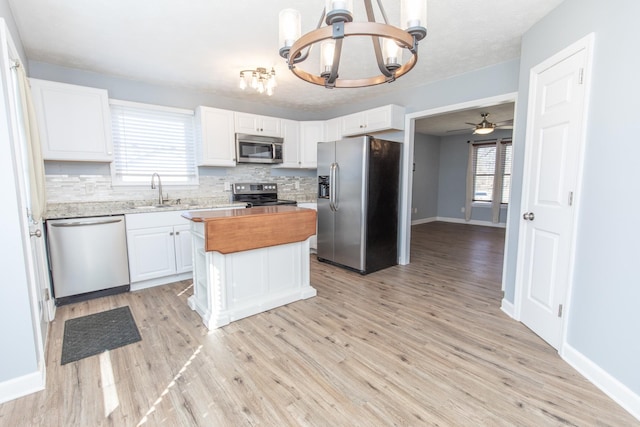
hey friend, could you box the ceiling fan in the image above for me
[448,112,514,135]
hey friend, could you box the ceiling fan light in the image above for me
[474,127,495,135]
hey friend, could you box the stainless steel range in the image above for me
[232,183,297,207]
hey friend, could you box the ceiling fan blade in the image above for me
[464,122,478,126]
[495,119,514,126]
[496,125,513,129]
[447,127,474,133]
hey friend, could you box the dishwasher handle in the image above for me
[49,218,123,227]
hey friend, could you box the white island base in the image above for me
[187,221,316,330]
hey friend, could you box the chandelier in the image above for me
[239,67,277,96]
[278,0,427,89]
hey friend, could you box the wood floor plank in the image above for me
[0,221,637,426]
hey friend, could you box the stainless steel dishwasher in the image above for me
[46,215,130,305]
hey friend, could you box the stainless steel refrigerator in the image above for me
[317,136,401,274]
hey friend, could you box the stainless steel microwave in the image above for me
[236,133,284,164]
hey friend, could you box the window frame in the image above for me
[109,99,199,188]
[471,139,512,206]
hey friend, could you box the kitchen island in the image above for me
[182,206,317,329]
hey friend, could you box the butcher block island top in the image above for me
[182,206,318,330]
[181,206,316,254]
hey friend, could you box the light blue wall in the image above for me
[411,133,440,221]
[0,1,39,384]
[504,0,640,396]
[437,129,512,223]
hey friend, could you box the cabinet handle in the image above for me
[175,231,180,235]
[170,231,174,236]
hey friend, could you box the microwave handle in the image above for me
[272,143,276,160]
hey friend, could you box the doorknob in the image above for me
[30,229,42,238]
[522,212,535,221]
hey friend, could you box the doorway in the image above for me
[399,93,517,295]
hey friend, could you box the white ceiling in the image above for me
[9,0,562,128]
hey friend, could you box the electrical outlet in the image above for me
[412,207,418,213]
[224,182,231,191]
[294,181,300,190]
[461,207,465,213]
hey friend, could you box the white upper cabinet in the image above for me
[278,119,301,168]
[299,121,324,169]
[30,79,113,161]
[195,106,236,167]
[341,104,405,137]
[324,117,341,142]
[234,112,281,137]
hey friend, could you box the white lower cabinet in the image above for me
[126,211,193,289]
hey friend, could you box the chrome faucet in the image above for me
[150,173,165,205]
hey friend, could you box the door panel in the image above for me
[334,137,365,271]
[518,40,591,349]
[316,141,335,261]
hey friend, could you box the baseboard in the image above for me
[500,298,515,318]
[0,368,45,404]
[436,216,506,228]
[411,217,437,225]
[562,343,640,421]
[130,272,192,291]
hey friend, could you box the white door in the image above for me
[517,35,593,349]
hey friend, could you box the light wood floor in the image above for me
[1,222,637,426]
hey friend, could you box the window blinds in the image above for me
[111,102,197,185]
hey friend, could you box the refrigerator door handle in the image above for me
[329,163,336,211]
[333,162,340,211]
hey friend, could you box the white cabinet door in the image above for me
[325,117,342,141]
[127,226,177,282]
[341,111,365,136]
[279,119,301,167]
[235,112,281,137]
[300,121,324,168]
[195,106,236,166]
[341,105,405,136]
[174,224,193,274]
[30,79,113,161]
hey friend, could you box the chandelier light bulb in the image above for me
[237,67,277,96]
[382,38,400,69]
[402,0,427,39]
[279,9,301,49]
[239,73,247,90]
[320,40,336,76]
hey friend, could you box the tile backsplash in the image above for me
[45,163,317,204]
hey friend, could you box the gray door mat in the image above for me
[61,306,142,365]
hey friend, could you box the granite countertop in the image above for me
[44,199,248,220]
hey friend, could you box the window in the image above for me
[110,100,197,185]
[472,139,512,204]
